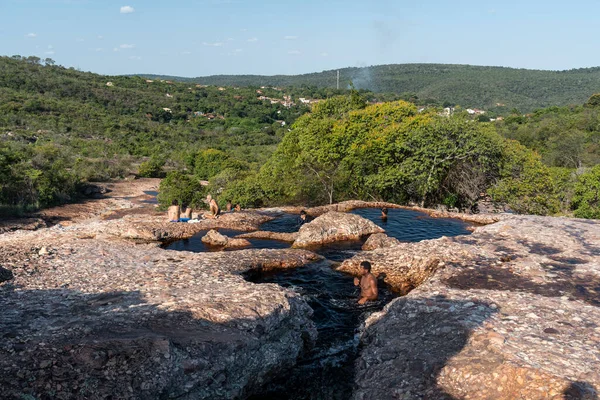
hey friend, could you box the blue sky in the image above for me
[1,0,600,77]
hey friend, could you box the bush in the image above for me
[157,171,206,210]
[489,141,560,215]
[138,157,165,178]
[572,165,600,218]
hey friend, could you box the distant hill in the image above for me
[139,64,600,113]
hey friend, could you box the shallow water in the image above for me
[166,208,472,399]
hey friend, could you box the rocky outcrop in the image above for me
[0,219,321,400]
[202,229,252,249]
[292,211,384,248]
[0,218,46,234]
[347,215,600,399]
[202,229,229,246]
[236,231,299,243]
[361,233,400,251]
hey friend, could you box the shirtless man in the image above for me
[167,200,180,222]
[205,194,220,219]
[353,261,378,304]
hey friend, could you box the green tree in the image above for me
[157,171,206,209]
[572,165,600,218]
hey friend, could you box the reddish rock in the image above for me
[292,211,384,248]
[362,233,400,250]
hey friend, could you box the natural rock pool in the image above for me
[166,208,472,399]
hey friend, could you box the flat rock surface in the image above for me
[0,215,320,399]
[343,215,600,399]
[292,211,384,248]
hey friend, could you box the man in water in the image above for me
[353,261,378,304]
[381,207,388,220]
[296,210,311,229]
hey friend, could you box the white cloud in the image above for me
[234,48,242,53]
[288,50,301,55]
[95,48,104,52]
[247,37,258,42]
[129,55,142,60]
[181,51,192,55]
[76,38,85,42]
[45,51,55,55]
[48,45,53,49]
[97,35,104,40]
[25,33,37,38]
[320,52,329,57]
[120,5,135,13]
[284,35,298,40]
[115,43,135,50]
[227,37,234,41]
[202,42,224,47]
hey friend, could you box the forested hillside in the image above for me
[0,55,315,212]
[142,64,600,113]
[3,55,600,220]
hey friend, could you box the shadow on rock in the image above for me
[353,296,498,399]
[443,256,600,307]
[563,381,599,400]
[0,286,314,400]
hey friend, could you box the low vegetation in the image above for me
[3,55,600,219]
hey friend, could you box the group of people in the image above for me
[167,195,241,222]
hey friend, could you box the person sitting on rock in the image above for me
[234,203,241,212]
[226,201,232,212]
[354,261,378,305]
[205,194,220,219]
[180,203,192,222]
[381,207,388,220]
[167,200,181,222]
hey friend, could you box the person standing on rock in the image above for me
[354,261,378,304]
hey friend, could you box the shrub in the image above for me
[572,165,600,219]
[157,171,206,210]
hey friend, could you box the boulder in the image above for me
[202,229,229,247]
[292,211,384,248]
[201,229,251,249]
[362,233,400,250]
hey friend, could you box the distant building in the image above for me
[166,93,173,98]
[106,82,113,87]
[145,80,153,83]
[162,108,172,113]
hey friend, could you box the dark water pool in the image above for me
[141,190,159,204]
[246,260,395,400]
[165,228,290,252]
[165,208,472,399]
